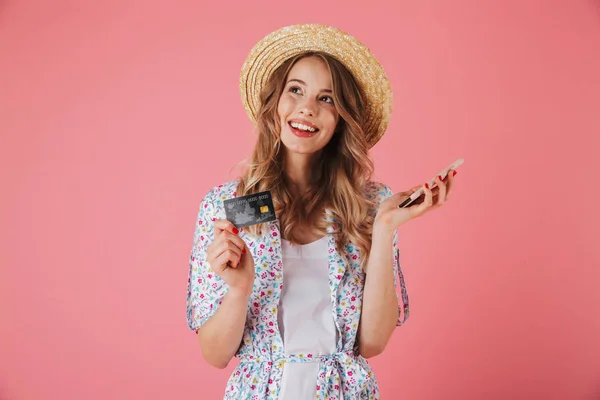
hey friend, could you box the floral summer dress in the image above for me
[186,180,410,399]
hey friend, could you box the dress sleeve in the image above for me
[392,228,410,326]
[380,184,411,327]
[186,190,229,333]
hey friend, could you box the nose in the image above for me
[299,97,317,116]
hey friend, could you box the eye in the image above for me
[320,95,334,104]
[289,86,302,94]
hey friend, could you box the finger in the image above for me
[215,251,240,270]
[207,228,244,260]
[410,183,433,216]
[215,245,242,269]
[408,184,421,194]
[214,219,240,235]
[218,229,247,253]
[222,240,243,261]
[423,183,434,209]
[435,175,446,206]
[394,184,426,208]
[391,185,421,204]
[214,219,247,257]
[446,169,456,200]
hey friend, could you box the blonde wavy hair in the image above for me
[236,52,378,262]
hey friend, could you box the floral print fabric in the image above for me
[186,180,410,399]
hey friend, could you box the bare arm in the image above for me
[196,287,251,369]
[359,174,456,357]
[192,218,255,369]
[359,229,399,358]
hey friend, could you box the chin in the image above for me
[282,138,323,155]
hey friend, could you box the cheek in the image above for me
[277,96,294,118]
[325,110,339,131]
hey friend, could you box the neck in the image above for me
[283,151,323,197]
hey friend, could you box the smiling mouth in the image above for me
[288,121,320,135]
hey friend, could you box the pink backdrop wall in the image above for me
[1,1,599,399]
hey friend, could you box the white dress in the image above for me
[277,236,340,400]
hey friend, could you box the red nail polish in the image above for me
[438,175,443,181]
[425,183,429,189]
[242,248,246,254]
[453,170,457,177]
[232,228,239,234]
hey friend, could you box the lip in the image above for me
[289,119,319,130]
[287,119,320,138]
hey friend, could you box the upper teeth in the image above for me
[290,122,316,132]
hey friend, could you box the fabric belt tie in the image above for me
[238,351,370,398]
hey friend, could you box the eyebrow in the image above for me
[287,78,332,93]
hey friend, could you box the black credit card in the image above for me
[223,190,277,228]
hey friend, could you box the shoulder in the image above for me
[195,180,241,223]
[200,180,241,205]
[192,181,241,243]
[365,180,394,205]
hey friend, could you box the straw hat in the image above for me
[239,24,393,148]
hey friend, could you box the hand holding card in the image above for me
[205,219,255,295]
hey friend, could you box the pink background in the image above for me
[1,1,599,399]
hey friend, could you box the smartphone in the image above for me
[398,158,464,208]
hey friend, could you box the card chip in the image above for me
[260,205,269,213]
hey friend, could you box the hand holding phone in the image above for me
[398,158,464,208]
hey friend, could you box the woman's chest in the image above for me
[240,227,366,338]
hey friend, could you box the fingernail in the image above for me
[242,248,246,254]
[453,170,457,177]
[232,228,239,234]
[425,183,429,189]
[438,175,443,181]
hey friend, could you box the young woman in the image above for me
[186,24,457,400]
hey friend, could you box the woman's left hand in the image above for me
[374,170,457,236]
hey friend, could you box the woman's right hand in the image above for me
[206,219,255,295]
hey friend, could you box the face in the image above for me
[277,56,339,156]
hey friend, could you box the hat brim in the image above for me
[240,24,392,149]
